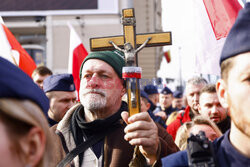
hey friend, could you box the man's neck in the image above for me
[189,107,199,120]
[84,102,122,122]
[48,109,58,122]
[230,122,250,158]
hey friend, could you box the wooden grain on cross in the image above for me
[90,8,172,52]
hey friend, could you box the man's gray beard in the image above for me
[80,89,107,111]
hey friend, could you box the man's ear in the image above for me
[216,79,229,109]
[20,127,46,166]
[121,87,126,97]
[146,102,151,110]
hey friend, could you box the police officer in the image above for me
[141,90,166,128]
[43,74,77,126]
[172,90,185,110]
[154,87,177,122]
[144,84,159,111]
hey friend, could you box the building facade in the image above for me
[1,0,164,79]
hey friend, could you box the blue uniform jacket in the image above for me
[162,130,250,167]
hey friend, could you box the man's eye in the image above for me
[206,104,212,108]
[84,74,91,79]
[245,77,250,83]
[101,75,109,79]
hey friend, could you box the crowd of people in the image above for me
[0,2,249,167]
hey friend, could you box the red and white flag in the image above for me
[0,17,36,77]
[193,0,242,75]
[68,23,88,100]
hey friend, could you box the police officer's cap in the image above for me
[144,84,158,95]
[160,86,173,95]
[43,74,75,93]
[0,57,49,116]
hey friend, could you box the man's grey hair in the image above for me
[186,76,208,87]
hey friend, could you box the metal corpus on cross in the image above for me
[90,8,172,116]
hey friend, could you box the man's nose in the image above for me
[194,93,199,101]
[87,74,100,88]
[211,105,219,114]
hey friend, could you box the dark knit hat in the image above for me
[80,50,125,79]
[144,84,158,95]
[160,86,173,95]
[0,57,49,116]
[220,3,250,65]
[43,74,75,93]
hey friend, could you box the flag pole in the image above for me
[178,46,183,91]
[10,51,18,66]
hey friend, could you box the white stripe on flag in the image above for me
[193,0,226,76]
[67,22,82,74]
[0,23,15,64]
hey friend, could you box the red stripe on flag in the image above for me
[2,24,36,77]
[203,0,242,40]
[72,43,88,98]
[164,50,171,63]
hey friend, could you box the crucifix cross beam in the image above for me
[90,8,172,53]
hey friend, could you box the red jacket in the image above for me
[166,106,192,140]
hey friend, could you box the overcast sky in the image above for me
[158,0,197,86]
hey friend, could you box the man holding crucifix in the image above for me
[51,8,178,167]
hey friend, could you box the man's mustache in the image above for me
[82,89,106,97]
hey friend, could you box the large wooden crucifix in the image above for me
[90,8,172,116]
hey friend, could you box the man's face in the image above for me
[48,91,77,122]
[172,98,183,109]
[223,53,250,137]
[186,83,206,114]
[79,59,125,114]
[198,92,227,123]
[159,93,173,109]
[33,74,51,89]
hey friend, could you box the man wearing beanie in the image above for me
[43,74,77,126]
[51,50,178,167]
[162,3,250,166]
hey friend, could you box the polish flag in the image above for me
[0,17,36,77]
[194,0,242,75]
[68,23,88,100]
